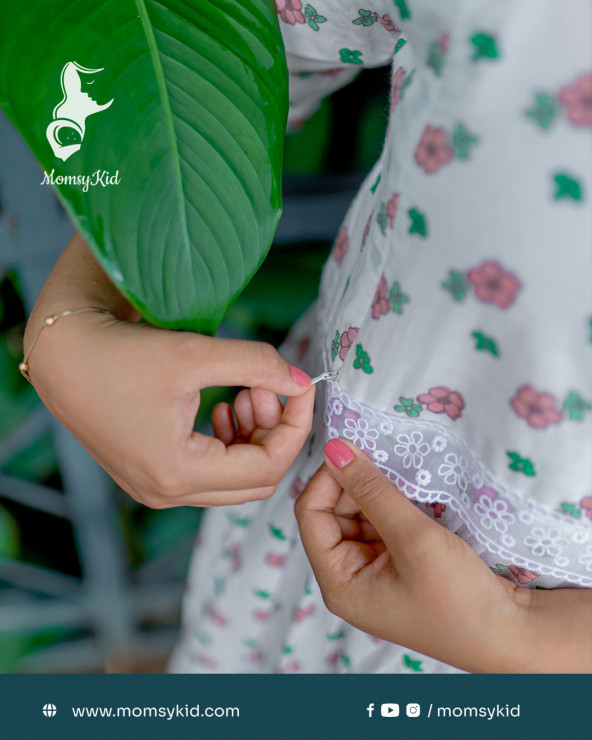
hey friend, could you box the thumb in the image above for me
[323,438,428,555]
[186,336,312,395]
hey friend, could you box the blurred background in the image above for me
[0,65,389,673]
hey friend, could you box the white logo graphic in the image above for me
[381,703,400,717]
[42,703,57,717]
[46,62,113,161]
[406,703,421,717]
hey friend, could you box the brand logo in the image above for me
[46,62,113,161]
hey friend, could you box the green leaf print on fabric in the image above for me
[226,512,252,527]
[370,173,381,193]
[394,0,411,21]
[553,173,583,201]
[472,331,499,356]
[339,48,364,64]
[253,589,272,599]
[491,563,508,574]
[400,68,415,100]
[353,9,378,26]
[562,391,591,420]
[214,577,226,596]
[304,4,327,31]
[394,396,422,417]
[283,645,293,654]
[394,38,406,54]
[526,93,559,130]
[269,523,287,541]
[470,32,500,61]
[331,330,340,361]
[443,270,469,301]
[452,124,479,159]
[408,208,428,236]
[353,344,373,373]
[403,654,423,672]
[327,630,345,640]
[426,35,449,76]
[376,203,388,234]
[342,276,351,298]
[560,502,582,519]
[342,653,352,670]
[389,282,410,314]
[507,451,536,477]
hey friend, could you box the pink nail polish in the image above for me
[290,365,311,387]
[324,439,355,468]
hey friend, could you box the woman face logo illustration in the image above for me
[46,62,114,161]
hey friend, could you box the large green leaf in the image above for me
[0,1,288,333]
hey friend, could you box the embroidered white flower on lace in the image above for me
[571,529,590,545]
[327,426,339,440]
[471,472,484,490]
[393,431,430,469]
[518,510,534,525]
[474,495,516,533]
[373,449,389,464]
[331,399,343,416]
[343,417,379,450]
[460,492,471,508]
[431,435,447,452]
[415,469,431,486]
[524,527,568,558]
[379,420,394,435]
[437,453,469,491]
[501,534,516,548]
[554,555,569,567]
[578,545,592,572]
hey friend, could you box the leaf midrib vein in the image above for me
[135,0,190,257]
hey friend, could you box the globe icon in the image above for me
[42,703,57,717]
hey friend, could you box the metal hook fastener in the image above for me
[310,370,340,385]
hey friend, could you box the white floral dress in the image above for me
[169,0,592,674]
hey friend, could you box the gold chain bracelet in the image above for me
[19,307,115,384]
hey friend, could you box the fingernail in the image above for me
[290,365,311,387]
[324,439,355,468]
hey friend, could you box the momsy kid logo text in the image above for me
[46,61,113,161]
[41,169,120,192]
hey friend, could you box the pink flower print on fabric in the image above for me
[511,385,563,429]
[227,543,241,572]
[439,33,450,53]
[206,606,228,627]
[508,565,539,584]
[386,193,399,228]
[280,661,302,673]
[467,261,521,308]
[417,386,465,420]
[339,327,359,360]
[374,12,400,32]
[390,67,406,111]
[414,125,454,174]
[332,226,349,264]
[290,476,306,500]
[295,605,315,622]
[265,552,288,567]
[425,502,446,518]
[253,609,273,623]
[371,274,390,318]
[297,337,310,361]
[197,655,217,669]
[275,0,305,25]
[559,74,592,128]
[326,651,341,667]
[318,68,343,78]
[580,496,592,520]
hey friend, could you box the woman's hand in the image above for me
[295,438,533,673]
[29,310,315,508]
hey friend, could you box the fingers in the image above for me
[211,402,237,445]
[294,465,346,584]
[186,336,312,396]
[184,386,315,491]
[323,438,432,558]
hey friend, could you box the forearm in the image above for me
[24,231,140,349]
[510,586,592,673]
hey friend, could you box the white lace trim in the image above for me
[323,382,592,587]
